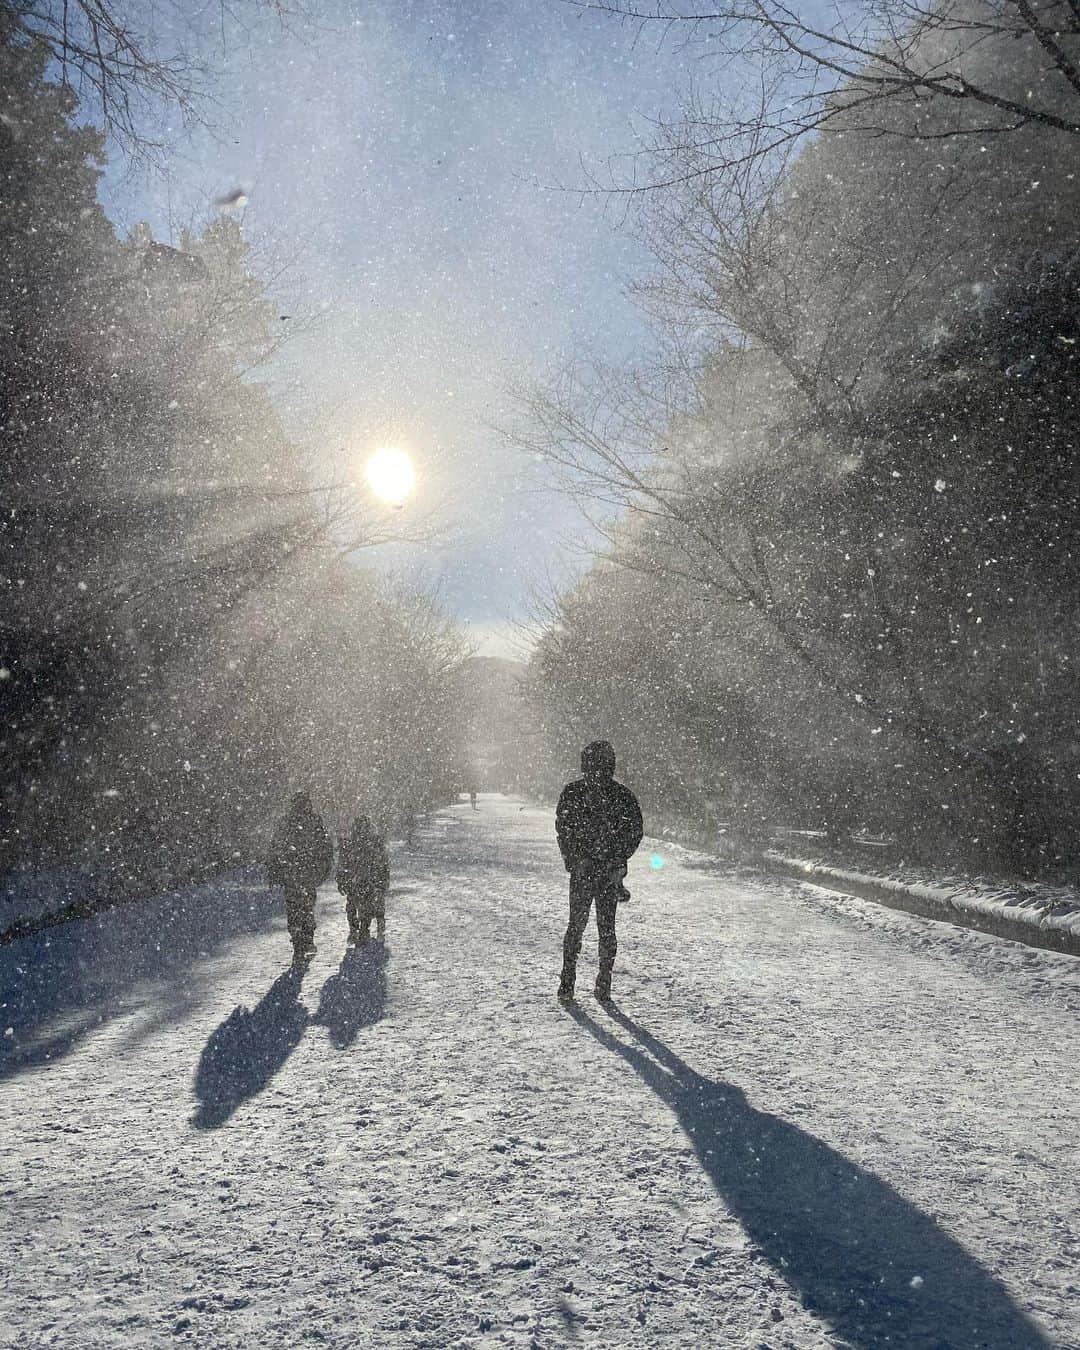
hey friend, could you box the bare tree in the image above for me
[631,112,986,428]
[512,1,1070,754]
[562,0,1080,188]
[504,356,993,770]
[5,0,306,158]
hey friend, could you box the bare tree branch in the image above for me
[556,0,1080,191]
[7,0,310,160]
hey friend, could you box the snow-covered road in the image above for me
[1,795,1078,1348]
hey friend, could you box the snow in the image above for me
[1,796,1078,1347]
[763,849,1080,954]
[0,866,96,935]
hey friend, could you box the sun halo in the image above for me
[366,447,416,506]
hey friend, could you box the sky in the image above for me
[99,0,699,657]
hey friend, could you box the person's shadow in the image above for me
[569,1003,1049,1349]
[314,942,389,1049]
[191,963,309,1129]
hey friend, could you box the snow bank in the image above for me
[0,867,95,933]
[0,858,256,947]
[761,850,1080,957]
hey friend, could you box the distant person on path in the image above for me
[555,741,643,1003]
[267,792,333,963]
[397,806,418,848]
[469,788,478,810]
[337,814,391,943]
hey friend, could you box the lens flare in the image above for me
[366,447,416,505]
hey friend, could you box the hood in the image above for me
[581,740,616,783]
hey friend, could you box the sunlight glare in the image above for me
[366,447,416,506]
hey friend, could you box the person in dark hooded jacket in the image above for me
[555,741,643,1003]
[337,813,390,942]
[268,792,333,962]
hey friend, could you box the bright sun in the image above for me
[366,447,416,506]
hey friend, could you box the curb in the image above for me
[759,852,1080,959]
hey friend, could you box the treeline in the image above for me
[0,11,466,900]
[519,1,1080,876]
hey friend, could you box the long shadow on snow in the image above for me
[313,942,389,1049]
[569,1003,1048,1349]
[0,873,279,1083]
[192,963,309,1129]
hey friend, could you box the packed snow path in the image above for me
[1,797,1078,1348]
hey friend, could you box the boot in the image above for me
[557,966,576,1003]
[594,967,612,1002]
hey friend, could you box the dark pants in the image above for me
[345,889,385,940]
[284,886,316,955]
[561,864,619,990]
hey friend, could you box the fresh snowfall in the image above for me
[1,796,1078,1349]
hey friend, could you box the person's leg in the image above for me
[286,887,315,958]
[345,893,360,940]
[296,885,316,954]
[559,872,592,999]
[285,889,303,958]
[594,891,619,1000]
[358,896,373,940]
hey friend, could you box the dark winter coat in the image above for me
[556,774,643,873]
[337,825,390,899]
[268,804,333,891]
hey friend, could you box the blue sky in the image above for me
[100,0,701,652]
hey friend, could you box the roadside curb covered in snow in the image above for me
[759,851,1080,958]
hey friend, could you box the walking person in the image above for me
[555,741,643,1003]
[337,813,391,943]
[267,792,333,963]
